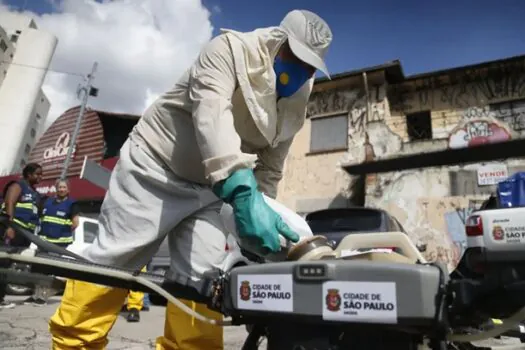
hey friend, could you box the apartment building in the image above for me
[0,12,57,175]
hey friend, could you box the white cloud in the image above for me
[212,5,221,14]
[1,0,214,129]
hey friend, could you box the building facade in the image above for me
[0,12,57,175]
[0,106,139,214]
[277,55,525,270]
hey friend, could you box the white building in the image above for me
[0,12,57,175]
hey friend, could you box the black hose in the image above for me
[0,215,213,303]
[0,214,88,261]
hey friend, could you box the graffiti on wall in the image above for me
[378,197,461,271]
[389,61,525,112]
[444,207,474,262]
[308,83,387,139]
[448,119,512,148]
[369,168,486,271]
[307,87,359,116]
[491,99,525,131]
[461,104,525,132]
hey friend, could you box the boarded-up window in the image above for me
[310,114,348,153]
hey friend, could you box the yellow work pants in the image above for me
[49,280,223,350]
[127,266,146,311]
[127,289,144,311]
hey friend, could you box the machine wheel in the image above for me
[6,283,32,296]
[6,263,33,296]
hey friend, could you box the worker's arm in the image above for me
[3,183,21,220]
[70,202,80,231]
[189,34,257,185]
[254,138,294,199]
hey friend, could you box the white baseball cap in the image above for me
[279,10,333,78]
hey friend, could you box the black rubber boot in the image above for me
[127,308,140,323]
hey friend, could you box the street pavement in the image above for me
[0,295,523,349]
[0,295,250,349]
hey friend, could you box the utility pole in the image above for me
[60,62,98,180]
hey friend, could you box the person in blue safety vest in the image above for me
[25,179,79,306]
[0,162,43,309]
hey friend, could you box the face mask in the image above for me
[273,56,311,98]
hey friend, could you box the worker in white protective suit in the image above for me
[48,9,332,350]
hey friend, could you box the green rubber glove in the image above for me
[213,168,300,254]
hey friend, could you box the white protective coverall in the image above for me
[49,10,332,350]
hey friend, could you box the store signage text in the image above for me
[36,185,56,195]
[477,163,509,186]
[43,132,77,162]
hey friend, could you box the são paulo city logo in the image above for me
[240,281,251,301]
[325,289,342,312]
[492,225,504,241]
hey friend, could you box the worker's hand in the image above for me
[213,169,300,254]
[232,187,299,253]
[5,227,15,240]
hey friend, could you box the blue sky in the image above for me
[6,0,525,76]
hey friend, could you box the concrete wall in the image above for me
[276,117,351,214]
[276,73,388,213]
[278,59,525,271]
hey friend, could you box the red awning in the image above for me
[36,178,108,199]
[0,157,119,201]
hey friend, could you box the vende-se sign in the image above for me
[43,132,77,162]
[477,163,509,186]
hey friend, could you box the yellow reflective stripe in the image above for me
[15,202,34,209]
[12,218,36,229]
[42,216,72,226]
[41,236,73,243]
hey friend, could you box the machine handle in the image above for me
[333,232,427,263]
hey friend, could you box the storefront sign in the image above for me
[43,132,77,163]
[477,164,509,186]
[36,185,56,195]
